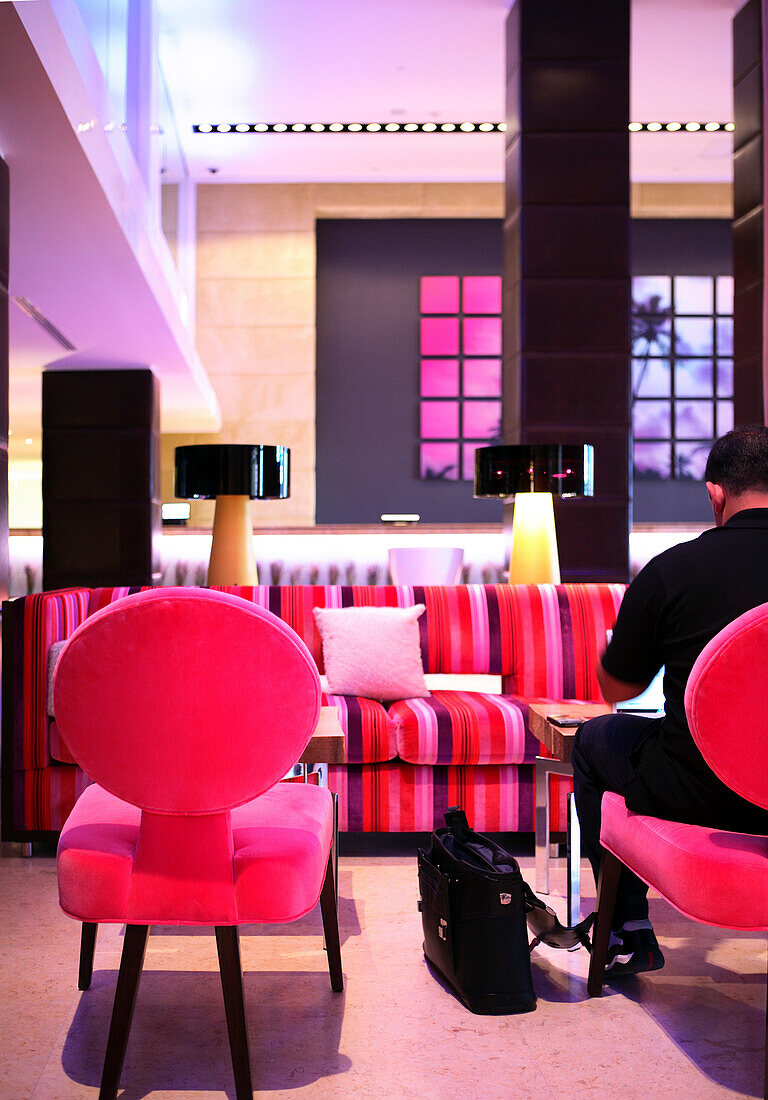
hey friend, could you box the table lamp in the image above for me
[474,444,593,584]
[175,444,289,585]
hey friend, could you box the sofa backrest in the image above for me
[92,581,625,690]
[5,582,625,774]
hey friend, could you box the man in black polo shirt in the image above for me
[573,426,768,976]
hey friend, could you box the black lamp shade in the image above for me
[174,444,290,500]
[474,444,594,499]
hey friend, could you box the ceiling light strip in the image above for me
[193,121,508,134]
[628,122,734,132]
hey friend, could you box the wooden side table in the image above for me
[291,706,346,898]
[528,702,610,925]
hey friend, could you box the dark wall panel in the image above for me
[315,218,504,525]
[42,369,160,588]
[732,0,764,426]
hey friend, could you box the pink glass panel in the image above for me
[463,316,502,356]
[421,401,459,439]
[462,276,502,314]
[463,358,502,397]
[420,276,460,314]
[462,442,482,482]
[421,359,459,397]
[421,443,459,480]
[463,401,502,440]
[421,317,459,355]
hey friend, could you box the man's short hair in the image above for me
[704,426,768,495]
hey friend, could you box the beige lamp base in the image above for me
[509,491,561,585]
[207,494,258,585]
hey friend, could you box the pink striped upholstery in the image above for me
[3,582,622,838]
[505,583,625,699]
[328,761,534,832]
[392,691,537,765]
[321,693,396,763]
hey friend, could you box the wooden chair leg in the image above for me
[319,852,344,992]
[78,922,98,990]
[764,942,768,1100]
[587,850,622,997]
[99,924,149,1100]
[215,926,253,1100]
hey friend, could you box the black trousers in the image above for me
[571,712,659,927]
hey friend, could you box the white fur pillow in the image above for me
[313,604,430,701]
[46,640,67,717]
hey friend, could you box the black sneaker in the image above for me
[605,925,665,977]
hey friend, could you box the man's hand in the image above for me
[596,660,650,704]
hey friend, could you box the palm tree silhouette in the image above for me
[632,293,672,398]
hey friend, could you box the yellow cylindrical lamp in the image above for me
[175,444,290,585]
[509,491,560,584]
[473,444,594,585]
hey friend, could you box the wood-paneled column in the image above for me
[504,0,630,581]
[0,157,9,603]
[733,0,765,424]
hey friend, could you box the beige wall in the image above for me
[162,182,504,527]
[162,179,733,527]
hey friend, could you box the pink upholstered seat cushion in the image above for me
[59,781,333,925]
[600,791,768,930]
[391,691,538,765]
[321,693,396,762]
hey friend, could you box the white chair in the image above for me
[388,546,464,585]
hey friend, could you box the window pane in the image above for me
[462,276,502,314]
[717,359,734,397]
[421,401,459,439]
[632,313,671,358]
[463,358,501,397]
[633,400,671,439]
[674,359,714,398]
[462,442,482,482]
[717,400,734,435]
[421,359,459,397]
[716,276,733,315]
[463,316,501,356]
[675,400,713,439]
[675,443,709,480]
[632,357,670,397]
[632,276,671,313]
[634,442,671,479]
[420,276,459,314]
[463,401,502,440]
[675,317,714,356]
[421,317,459,355]
[421,442,459,480]
[674,276,713,314]
[716,317,733,356]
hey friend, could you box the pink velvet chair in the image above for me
[54,587,343,1100]
[587,601,768,1094]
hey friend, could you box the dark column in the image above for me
[0,157,9,603]
[732,0,764,425]
[504,0,630,582]
[42,369,160,589]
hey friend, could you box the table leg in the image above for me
[534,757,550,895]
[566,791,581,926]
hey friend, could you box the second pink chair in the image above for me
[55,587,343,1100]
[588,601,768,1095]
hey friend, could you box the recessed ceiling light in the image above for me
[291,123,306,131]
[479,122,494,131]
[254,123,268,132]
[422,122,437,131]
[628,122,642,131]
[197,124,213,133]
[273,123,287,132]
[385,123,400,131]
[310,123,325,131]
[646,122,662,131]
[329,123,344,131]
[704,122,720,131]
[215,124,231,132]
[440,123,456,131]
[665,122,681,131]
[348,123,363,131]
[235,123,249,132]
[460,122,475,131]
[685,122,701,131]
[366,123,382,131]
[725,122,735,131]
[404,123,418,131]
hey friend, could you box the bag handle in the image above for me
[444,805,471,841]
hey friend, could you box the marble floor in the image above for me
[2,841,766,1100]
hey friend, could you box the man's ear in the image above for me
[706,481,726,525]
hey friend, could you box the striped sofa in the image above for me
[1,582,624,844]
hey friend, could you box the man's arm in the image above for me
[597,660,650,705]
